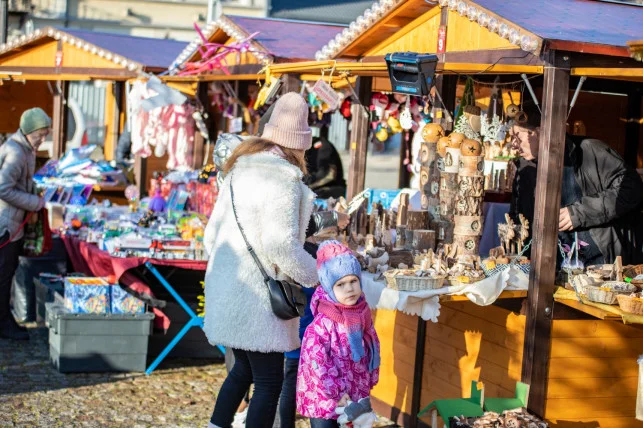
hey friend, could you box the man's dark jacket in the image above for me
[511,136,643,265]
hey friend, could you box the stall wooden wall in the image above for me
[0,81,54,134]
[370,309,417,426]
[372,303,643,427]
[545,318,643,427]
[445,11,515,52]
[366,8,441,57]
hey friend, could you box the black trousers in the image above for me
[0,232,22,322]
[211,348,284,428]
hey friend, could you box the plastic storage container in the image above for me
[46,303,154,372]
[34,277,65,324]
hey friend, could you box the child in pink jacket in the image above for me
[296,240,380,428]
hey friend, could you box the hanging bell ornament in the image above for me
[514,110,528,124]
[506,104,520,119]
[421,123,445,143]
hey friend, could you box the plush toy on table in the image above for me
[335,397,377,428]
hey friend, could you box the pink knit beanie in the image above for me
[261,92,312,151]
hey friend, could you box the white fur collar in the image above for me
[232,151,303,179]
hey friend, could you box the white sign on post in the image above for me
[312,79,341,111]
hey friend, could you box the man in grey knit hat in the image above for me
[0,107,50,340]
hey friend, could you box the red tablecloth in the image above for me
[61,236,207,329]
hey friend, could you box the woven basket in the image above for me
[384,272,446,292]
[617,294,643,315]
[583,282,637,305]
[482,263,530,278]
[624,265,643,287]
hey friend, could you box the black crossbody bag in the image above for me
[229,178,307,320]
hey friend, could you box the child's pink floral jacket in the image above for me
[296,287,380,420]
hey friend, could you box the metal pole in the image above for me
[0,0,9,45]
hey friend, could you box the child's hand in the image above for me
[337,393,350,408]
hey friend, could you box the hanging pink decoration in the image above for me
[176,24,264,76]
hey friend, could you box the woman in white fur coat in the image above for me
[204,93,318,428]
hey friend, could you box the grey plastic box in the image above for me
[46,303,154,373]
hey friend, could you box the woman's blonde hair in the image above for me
[223,137,307,175]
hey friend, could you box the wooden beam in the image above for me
[192,82,209,169]
[624,89,642,168]
[51,80,68,159]
[572,67,643,78]
[347,76,372,200]
[521,51,570,418]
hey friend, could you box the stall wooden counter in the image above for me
[372,294,643,427]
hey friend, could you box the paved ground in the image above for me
[0,325,395,427]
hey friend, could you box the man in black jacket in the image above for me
[509,109,643,265]
[304,126,347,199]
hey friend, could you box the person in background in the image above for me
[304,126,347,199]
[509,102,643,265]
[296,240,379,428]
[0,108,50,340]
[115,120,132,164]
[203,93,319,428]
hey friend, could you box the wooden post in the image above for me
[51,80,68,159]
[347,76,372,200]
[521,52,570,418]
[281,74,300,94]
[192,82,210,168]
[434,74,458,130]
[103,81,123,161]
[134,155,147,197]
[624,88,641,168]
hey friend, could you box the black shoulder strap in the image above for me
[229,175,271,281]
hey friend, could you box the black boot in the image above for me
[0,317,29,340]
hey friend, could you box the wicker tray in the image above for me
[583,282,637,305]
[624,265,643,287]
[384,271,446,292]
[617,294,643,315]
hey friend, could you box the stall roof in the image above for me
[0,27,186,80]
[318,0,643,61]
[170,15,346,75]
[270,0,372,25]
[62,29,185,70]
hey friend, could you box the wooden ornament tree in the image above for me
[454,143,485,255]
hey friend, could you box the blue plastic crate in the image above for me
[111,285,145,315]
[64,278,110,314]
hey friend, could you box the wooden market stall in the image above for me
[0,28,186,202]
[127,15,348,195]
[267,0,643,426]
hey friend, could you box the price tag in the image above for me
[228,117,243,134]
[312,79,340,111]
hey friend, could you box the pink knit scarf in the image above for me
[317,297,379,371]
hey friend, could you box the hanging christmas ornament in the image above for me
[387,115,403,134]
[506,103,520,119]
[371,92,389,118]
[400,98,414,130]
[340,98,352,119]
[375,125,389,142]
